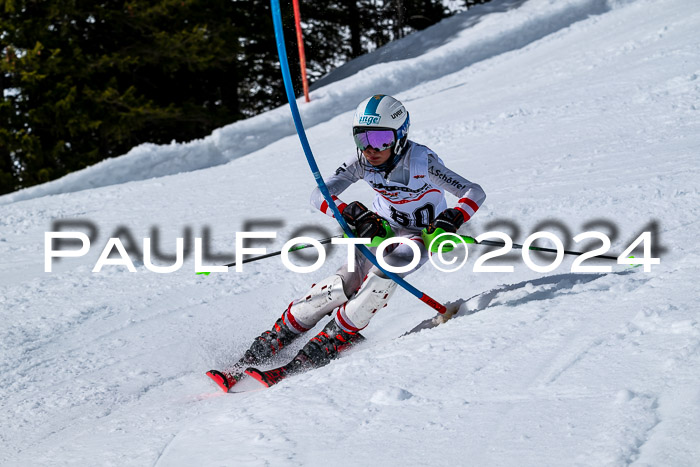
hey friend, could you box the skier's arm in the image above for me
[427,153,486,224]
[309,157,362,218]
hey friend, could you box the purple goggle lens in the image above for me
[353,129,395,151]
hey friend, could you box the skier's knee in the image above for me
[287,274,349,328]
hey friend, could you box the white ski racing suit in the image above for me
[282,141,486,334]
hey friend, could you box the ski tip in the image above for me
[245,367,272,388]
[244,366,291,388]
[206,370,232,392]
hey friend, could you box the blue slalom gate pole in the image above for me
[269,0,446,314]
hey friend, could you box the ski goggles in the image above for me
[353,128,396,152]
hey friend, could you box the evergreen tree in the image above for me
[0,0,247,194]
[234,1,302,116]
[463,0,492,9]
[404,0,450,32]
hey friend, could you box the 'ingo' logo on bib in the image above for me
[359,115,381,125]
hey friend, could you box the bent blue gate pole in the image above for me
[270,0,446,314]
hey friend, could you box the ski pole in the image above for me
[196,234,343,275]
[459,235,619,260]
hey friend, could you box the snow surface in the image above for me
[1,0,699,465]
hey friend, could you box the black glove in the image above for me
[425,208,465,234]
[342,201,388,239]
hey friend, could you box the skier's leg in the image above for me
[281,318,366,372]
[241,241,375,369]
[210,255,365,390]
[244,274,349,363]
[335,271,397,332]
[289,238,429,369]
[280,273,394,372]
[337,237,429,332]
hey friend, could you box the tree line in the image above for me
[0,0,490,194]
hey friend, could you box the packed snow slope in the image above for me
[1,0,699,465]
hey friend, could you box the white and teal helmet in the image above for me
[352,94,411,162]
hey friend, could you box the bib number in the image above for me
[390,204,435,227]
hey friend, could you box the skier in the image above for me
[208,94,486,390]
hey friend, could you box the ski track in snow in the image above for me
[1,0,700,465]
